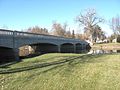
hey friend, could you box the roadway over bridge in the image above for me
[0,29,90,62]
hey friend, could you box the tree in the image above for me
[51,22,67,37]
[76,8,104,42]
[27,26,49,35]
[72,30,75,38]
[65,30,72,38]
[65,29,75,38]
[110,15,120,38]
[94,25,106,41]
[108,34,116,42]
[75,34,87,40]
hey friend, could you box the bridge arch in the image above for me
[16,41,59,49]
[31,43,59,54]
[61,43,74,53]
[19,42,59,57]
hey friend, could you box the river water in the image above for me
[87,49,120,54]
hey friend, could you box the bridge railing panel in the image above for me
[0,29,13,36]
[14,31,66,40]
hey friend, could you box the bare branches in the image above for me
[51,22,66,37]
[76,8,104,28]
[75,8,104,42]
[110,15,120,36]
[27,26,49,35]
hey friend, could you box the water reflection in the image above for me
[87,49,120,54]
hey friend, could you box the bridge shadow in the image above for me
[0,61,20,68]
[20,53,43,59]
[0,54,105,74]
[0,52,48,66]
[20,52,59,59]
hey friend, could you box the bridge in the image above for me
[0,29,90,63]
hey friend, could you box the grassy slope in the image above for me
[0,53,120,90]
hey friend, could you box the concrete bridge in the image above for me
[0,29,90,62]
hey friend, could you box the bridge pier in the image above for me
[13,48,20,61]
[73,44,76,53]
[58,45,61,53]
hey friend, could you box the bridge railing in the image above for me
[0,29,82,42]
[0,29,13,36]
[15,31,79,41]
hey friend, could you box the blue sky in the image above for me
[0,0,120,35]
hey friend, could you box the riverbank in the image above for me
[0,53,120,90]
[92,43,120,50]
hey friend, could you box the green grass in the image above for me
[0,53,120,90]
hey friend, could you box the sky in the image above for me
[0,0,120,36]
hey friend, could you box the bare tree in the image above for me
[76,8,104,42]
[65,30,72,38]
[27,26,49,35]
[75,33,87,40]
[51,22,66,37]
[110,15,120,38]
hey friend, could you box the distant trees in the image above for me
[93,25,106,42]
[27,26,49,35]
[108,34,116,42]
[76,8,104,42]
[51,22,66,37]
[65,30,75,38]
[51,22,75,38]
[75,34,87,40]
[72,30,75,38]
[108,34,120,43]
[25,24,75,39]
[65,30,72,38]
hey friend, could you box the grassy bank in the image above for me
[0,53,120,90]
[92,43,120,50]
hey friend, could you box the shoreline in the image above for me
[91,43,120,50]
